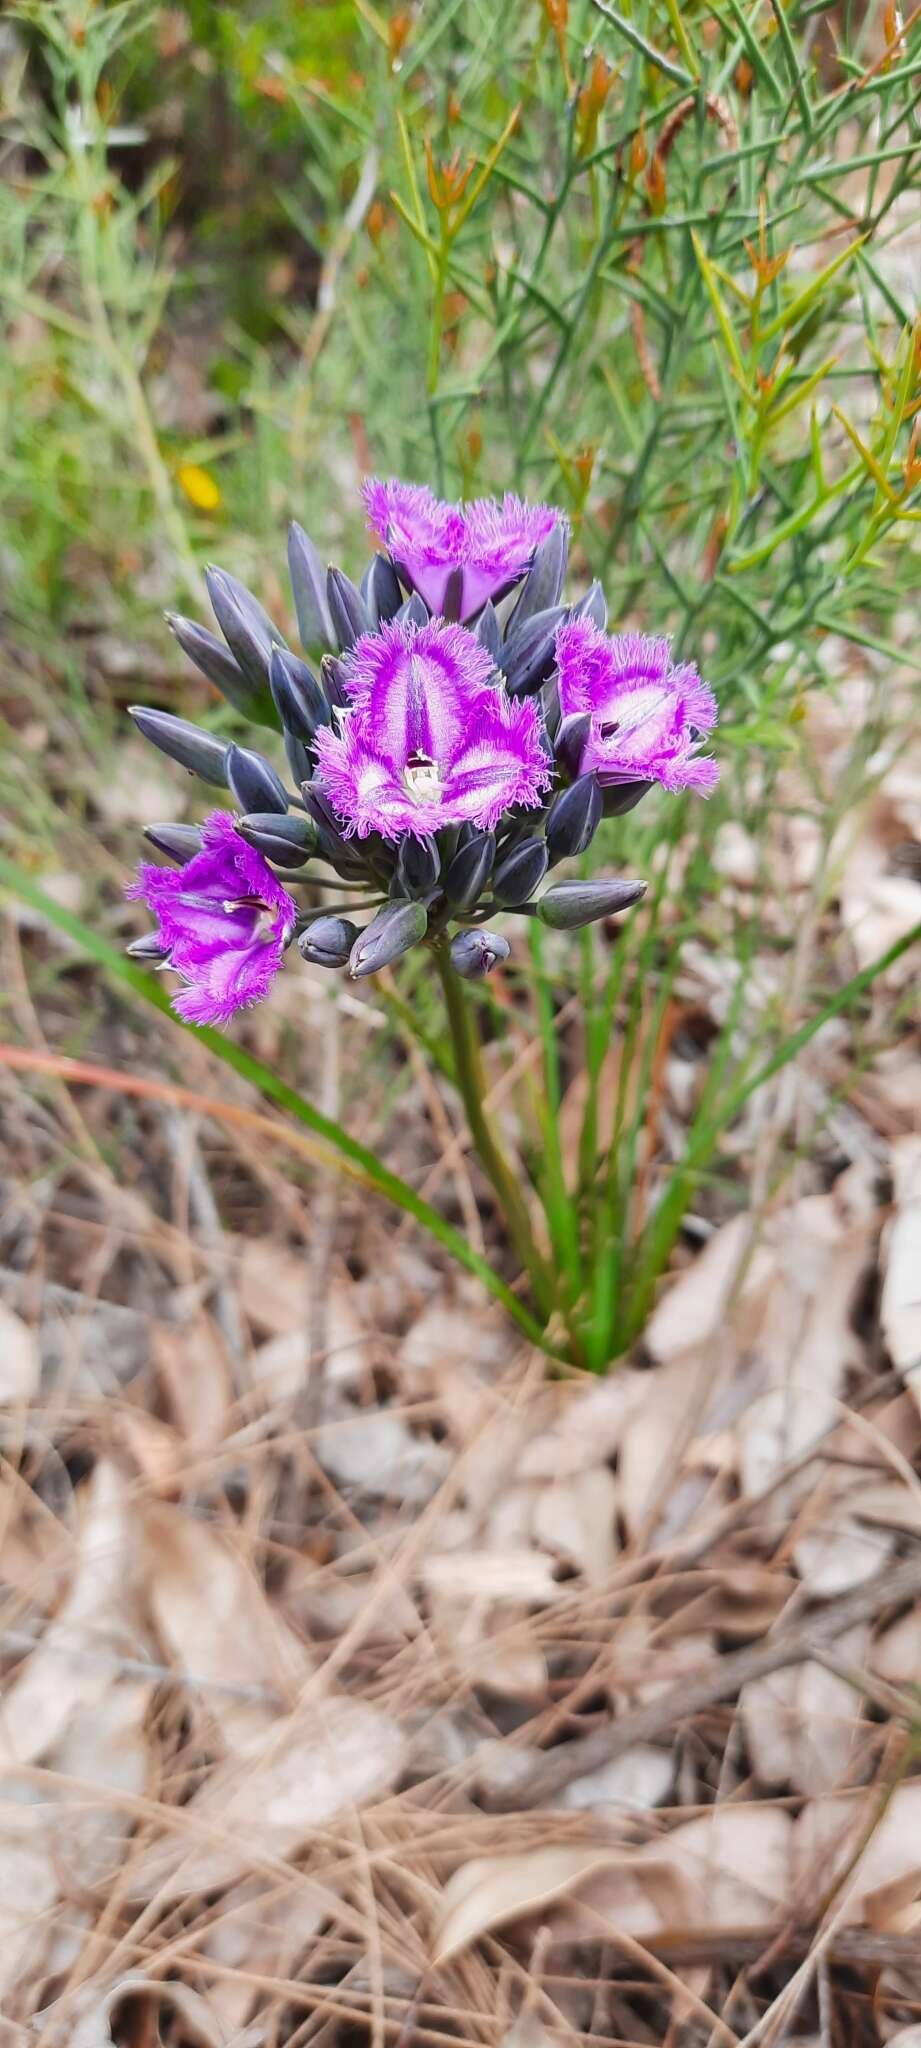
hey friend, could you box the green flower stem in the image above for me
[434,941,556,1325]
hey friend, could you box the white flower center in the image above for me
[403,750,442,801]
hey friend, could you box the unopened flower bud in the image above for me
[269,645,330,739]
[492,836,549,906]
[348,901,428,979]
[450,929,510,979]
[395,834,440,897]
[166,613,252,716]
[545,773,602,863]
[143,822,204,863]
[288,522,335,650]
[298,915,359,969]
[129,706,229,787]
[537,877,646,930]
[236,812,317,867]
[503,606,567,698]
[444,830,496,912]
[226,743,289,816]
[554,711,592,780]
[362,552,404,627]
[206,564,283,688]
[326,566,370,652]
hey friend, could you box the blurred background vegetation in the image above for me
[1,0,918,1355]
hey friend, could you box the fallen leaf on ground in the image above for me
[130,1697,406,1899]
[742,1629,868,1794]
[531,1466,618,1582]
[0,1302,39,1404]
[143,1503,312,1746]
[644,1212,775,1364]
[432,1844,631,1966]
[881,1136,921,1394]
[0,1463,139,1767]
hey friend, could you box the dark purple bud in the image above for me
[395,834,440,898]
[327,567,370,652]
[505,521,569,636]
[361,552,404,627]
[285,732,314,785]
[301,784,365,877]
[474,600,502,664]
[320,653,351,710]
[602,779,654,817]
[269,645,330,740]
[288,522,335,650]
[569,580,607,630]
[540,672,561,738]
[127,930,169,961]
[444,830,496,913]
[297,915,358,968]
[143,822,204,863]
[129,706,229,787]
[503,606,567,698]
[492,836,550,906]
[348,901,428,979]
[450,928,510,980]
[537,877,646,930]
[555,711,592,780]
[545,774,602,865]
[440,565,465,622]
[165,613,253,717]
[395,591,430,629]
[206,565,285,688]
[226,743,289,817]
[237,811,317,868]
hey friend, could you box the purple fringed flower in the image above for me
[363,478,560,622]
[555,617,719,795]
[127,810,297,1024]
[314,616,551,840]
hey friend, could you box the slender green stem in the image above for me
[434,941,557,1325]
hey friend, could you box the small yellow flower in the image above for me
[177,463,222,513]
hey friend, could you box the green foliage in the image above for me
[1,0,919,1366]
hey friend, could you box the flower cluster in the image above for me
[127,481,718,1025]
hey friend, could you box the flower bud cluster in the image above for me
[127,482,717,1024]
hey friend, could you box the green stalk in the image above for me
[434,941,557,1325]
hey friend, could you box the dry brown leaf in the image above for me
[871,1606,921,1686]
[143,1504,312,1746]
[151,1314,232,1448]
[315,1403,450,1501]
[0,1798,58,2005]
[69,1973,255,2048]
[574,1805,794,1939]
[645,1213,775,1364]
[0,1462,140,1766]
[531,1467,618,1582]
[741,1629,867,1794]
[738,1190,873,1500]
[421,1550,561,1604]
[793,1513,894,1597]
[561,1747,674,1813]
[0,1301,40,1404]
[881,1136,921,1391]
[130,1697,405,1900]
[518,1374,650,1481]
[793,1783,921,1924]
[432,1844,630,1966]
